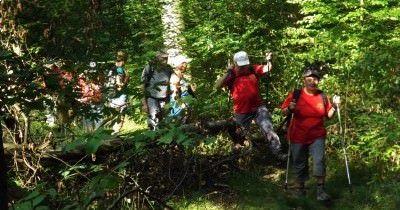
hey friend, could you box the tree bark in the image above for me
[161,0,183,51]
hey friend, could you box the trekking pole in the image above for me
[284,112,294,190]
[264,49,271,107]
[336,105,352,193]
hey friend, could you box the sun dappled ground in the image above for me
[169,151,399,210]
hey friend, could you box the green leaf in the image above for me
[64,138,85,152]
[31,195,47,208]
[21,190,41,201]
[84,129,112,154]
[87,174,120,192]
[158,131,175,144]
[47,188,58,199]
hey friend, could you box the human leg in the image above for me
[233,112,254,149]
[254,105,284,158]
[309,137,330,200]
[110,94,127,134]
[291,143,310,182]
[291,142,309,194]
[92,104,104,130]
[146,98,160,129]
[309,137,326,180]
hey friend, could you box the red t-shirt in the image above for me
[281,88,332,144]
[222,65,264,113]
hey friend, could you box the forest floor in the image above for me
[169,150,399,210]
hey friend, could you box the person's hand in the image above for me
[332,95,341,110]
[288,101,296,111]
[265,51,273,61]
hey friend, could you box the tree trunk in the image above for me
[161,0,184,63]
[0,121,9,210]
[360,0,364,21]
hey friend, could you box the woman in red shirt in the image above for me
[216,51,286,160]
[281,67,340,200]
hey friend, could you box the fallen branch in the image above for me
[106,187,174,210]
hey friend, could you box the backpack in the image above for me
[105,65,128,99]
[227,65,256,91]
[277,88,328,133]
[144,63,173,100]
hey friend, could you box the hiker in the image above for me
[216,50,286,160]
[79,70,103,133]
[42,62,78,128]
[141,50,173,130]
[169,54,194,121]
[106,51,129,135]
[281,66,341,200]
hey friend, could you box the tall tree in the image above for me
[161,0,183,51]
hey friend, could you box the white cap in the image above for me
[173,55,192,67]
[233,51,250,66]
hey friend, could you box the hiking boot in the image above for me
[317,185,331,201]
[293,182,306,198]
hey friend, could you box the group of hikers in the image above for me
[142,49,342,201]
[141,51,194,129]
[42,48,341,201]
[41,51,129,135]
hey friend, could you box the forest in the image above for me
[0,0,399,209]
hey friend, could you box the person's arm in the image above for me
[327,95,341,119]
[281,92,295,116]
[262,52,273,73]
[282,101,296,116]
[327,107,336,119]
[116,75,123,91]
[215,71,231,90]
[170,73,181,99]
[216,67,235,90]
[140,66,149,112]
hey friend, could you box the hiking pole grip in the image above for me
[337,106,352,193]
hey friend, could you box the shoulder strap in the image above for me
[276,89,301,133]
[146,64,155,84]
[248,65,255,75]
[320,91,328,115]
[320,91,327,107]
[292,89,327,107]
[293,89,301,103]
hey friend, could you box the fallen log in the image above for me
[2,119,244,160]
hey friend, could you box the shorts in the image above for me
[291,137,326,182]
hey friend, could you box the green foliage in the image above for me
[352,113,400,171]
[85,174,120,193]
[3,0,400,208]
[132,121,198,151]
[13,183,57,210]
[64,129,114,154]
[171,155,400,210]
